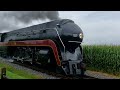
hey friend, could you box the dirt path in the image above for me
[85,70,120,79]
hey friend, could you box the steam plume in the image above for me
[0,11,60,32]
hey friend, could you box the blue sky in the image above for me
[59,11,120,45]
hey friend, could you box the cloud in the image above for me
[81,11,120,45]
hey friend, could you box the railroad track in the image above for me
[0,57,98,79]
[12,61,98,79]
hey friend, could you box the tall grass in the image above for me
[83,45,120,76]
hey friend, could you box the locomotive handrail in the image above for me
[39,28,66,56]
[54,28,66,61]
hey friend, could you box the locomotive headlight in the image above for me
[79,33,83,39]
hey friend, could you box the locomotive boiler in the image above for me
[0,19,85,76]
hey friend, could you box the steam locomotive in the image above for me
[0,19,85,76]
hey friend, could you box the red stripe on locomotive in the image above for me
[0,39,61,66]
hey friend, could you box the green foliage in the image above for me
[6,71,27,79]
[83,45,120,76]
[0,61,44,79]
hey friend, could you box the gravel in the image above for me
[0,57,60,79]
[85,70,120,79]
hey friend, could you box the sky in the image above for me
[59,11,120,45]
[0,11,120,45]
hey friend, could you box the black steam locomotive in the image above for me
[0,19,85,76]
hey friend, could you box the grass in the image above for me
[6,71,27,79]
[83,45,120,76]
[0,60,45,79]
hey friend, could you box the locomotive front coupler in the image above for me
[61,60,86,76]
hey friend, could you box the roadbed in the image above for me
[85,70,120,79]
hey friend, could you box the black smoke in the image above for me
[4,11,60,23]
[0,11,60,32]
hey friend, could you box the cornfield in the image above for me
[83,45,120,75]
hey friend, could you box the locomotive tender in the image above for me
[0,19,85,76]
